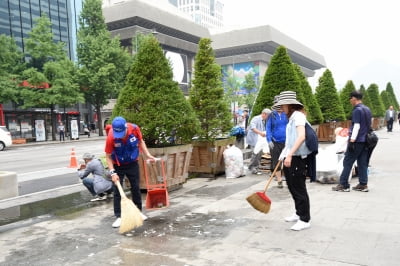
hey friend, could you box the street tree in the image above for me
[190,38,232,140]
[366,83,385,117]
[20,14,83,140]
[315,69,346,122]
[0,34,25,104]
[241,73,258,112]
[224,75,241,121]
[339,80,357,120]
[113,35,199,146]
[77,0,132,136]
[253,45,301,119]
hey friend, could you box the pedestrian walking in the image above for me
[332,90,372,192]
[385,105,396,132]
[105,116,156,228]
[57,122,65,141]
[276,91,312,231]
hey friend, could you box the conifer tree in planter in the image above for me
[112,35,200,189]
[339,80,357,120]
[366,83,385,129]
[293,64,323,124]
[315,69,346,141]
[189,38,233,176]
[385,82,399,109]
[252,46,302,118]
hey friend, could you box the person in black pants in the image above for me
[275,91,312,231]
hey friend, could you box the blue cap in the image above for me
[112,116,127,139]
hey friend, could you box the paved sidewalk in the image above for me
[1,127,400,265]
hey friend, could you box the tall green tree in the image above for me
[77,0,132,136]
[385,82,399,110]
[315,69,346,121]
[190,38,232,140]
[0,34,25,104]
[240,73,258,112]
[380,90,391,110]
[359,84,371,108]
[224,75,241,119]
[24,13,65,71]
[113,35,199,146]
[253,45,301,119]
[293,64,323,124]
[339,80,357,120]
[366,83,385,117]
[20,14,83,140]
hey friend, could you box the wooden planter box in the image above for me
[189,137,235,177]
[316,122,336,142]
[138,144,192,190]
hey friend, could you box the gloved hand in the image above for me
[348,142,355,152]
[268,142,274,151]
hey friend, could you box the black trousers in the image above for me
[113,161,142,217]
[283,156,310,222]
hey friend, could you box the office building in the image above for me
[0,0,82,61]
[168,0,224,29]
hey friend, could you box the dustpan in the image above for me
[143,158,170,210]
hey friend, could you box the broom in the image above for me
[115,181,143,234]
[246,160,282,213]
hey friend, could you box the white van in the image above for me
[0,126,12,151]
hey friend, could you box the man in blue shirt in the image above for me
[333,91,371,192]
[267,96,288,188]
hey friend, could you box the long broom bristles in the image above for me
[246,160,282,214]
[115,181,143,234]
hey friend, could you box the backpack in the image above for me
[305,122,318,153]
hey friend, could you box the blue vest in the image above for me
[111,123,140,165]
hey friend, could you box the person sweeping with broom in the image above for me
[276,91,313,231]
[105,116,156,230]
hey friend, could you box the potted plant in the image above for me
[189,38,233,176]
[112,34,200,189]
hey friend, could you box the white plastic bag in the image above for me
[253,133,269,154]
[223,145,245,178]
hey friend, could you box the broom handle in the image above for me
[115,180,128,199]
[263,160,282,193]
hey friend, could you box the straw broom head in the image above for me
[246,160,281,214]
[115,181,144,234]
[246,192,271,213]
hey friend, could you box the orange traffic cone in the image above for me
[68,148,78,168]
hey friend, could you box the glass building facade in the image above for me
[0,0,82,61]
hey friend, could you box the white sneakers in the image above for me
[285,213,310,231]
[140,212,148,221]
[284,213,300,222]
[112,212,148,228]
[90,195,107,202]
[290,220,311,231]
[112,217,121,228]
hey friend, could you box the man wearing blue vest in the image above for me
[105,116,156,228]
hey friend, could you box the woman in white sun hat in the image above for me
[276,91,312,231]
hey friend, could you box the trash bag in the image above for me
[223,145,245,179]
[253,134,269,154]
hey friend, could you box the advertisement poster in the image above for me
[71,120,79,140]
[35,120,46,141]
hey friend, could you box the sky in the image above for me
[222,0,400,98]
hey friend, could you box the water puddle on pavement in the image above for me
[0,191,98,228]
